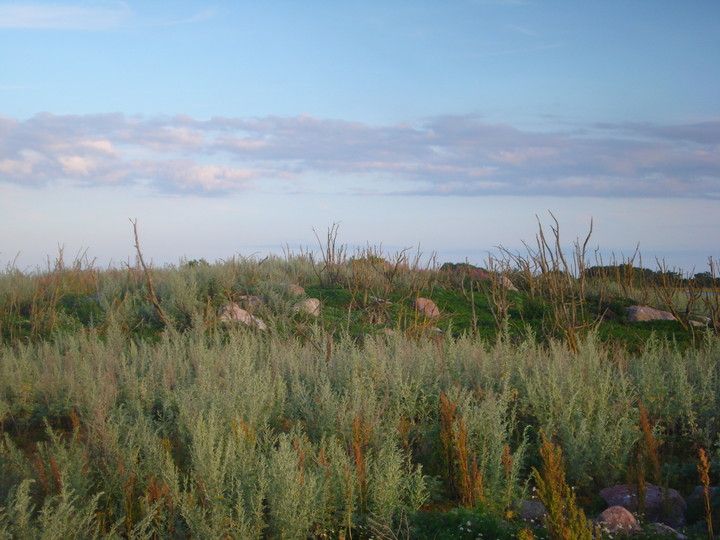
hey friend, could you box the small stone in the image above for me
[601,308,619,321]
[414,297,440,318]
[689,315,712,326]
[596,506,640,533]
[686,484,720,505]
[287,284,305,297]
[685,485,720,525]
[294,298,321,317]
[500,275,518,291]
[238,295,263,312]
[647,522,688,539]
[518,500,547,523]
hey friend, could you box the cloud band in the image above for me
[0,113,718,197]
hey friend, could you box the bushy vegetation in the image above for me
[1,223,719,538]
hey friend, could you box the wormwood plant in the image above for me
[0,480,105,539]
[1,295,719,537]
[532,434,599,540]
[519,335,638,489]
[267,433,320,538]
[367,437,428,530]
[438,390,526,516]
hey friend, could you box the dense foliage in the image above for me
[0,246,718,538]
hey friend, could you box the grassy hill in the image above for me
[0,242,718,538]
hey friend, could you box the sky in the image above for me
[0,0,719,271]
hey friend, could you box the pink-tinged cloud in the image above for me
[0,113,718,198]
[0,2,131,30]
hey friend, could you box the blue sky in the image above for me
[1,1,719,270]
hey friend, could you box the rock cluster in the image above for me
[600,483,686,528]
[520,481,711,537]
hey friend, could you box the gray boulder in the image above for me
[646,522,688,539]
[518,499,547,524]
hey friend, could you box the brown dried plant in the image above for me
[698,447,714,540]
[455,416,484,507]
[497,213,597,353]
[639,404,661,481]
[130,219,171,327]
[352,414,372,513]
[532,433,598,540]
[631,403,661,516]
[517,528,536,540]
[439,392,458,493]
[439,393,485,507]
[702,257,720,333]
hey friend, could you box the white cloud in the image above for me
[58,155,94,175]
[79,139,115,154]
[0,2,213,31]
[0,149,45,176]
[0,1,132,30]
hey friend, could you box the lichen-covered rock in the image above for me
[218,303,267,331]
[238,295,263,312]
[294,298,321,317]
[414,297,440,318]
[287,284,306,297]
[500,275,518,291]
[440,263,518,290]
[626,305,676,322]
[440,262,491,281]
[518,499,547,524]
[596,506,640,534]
